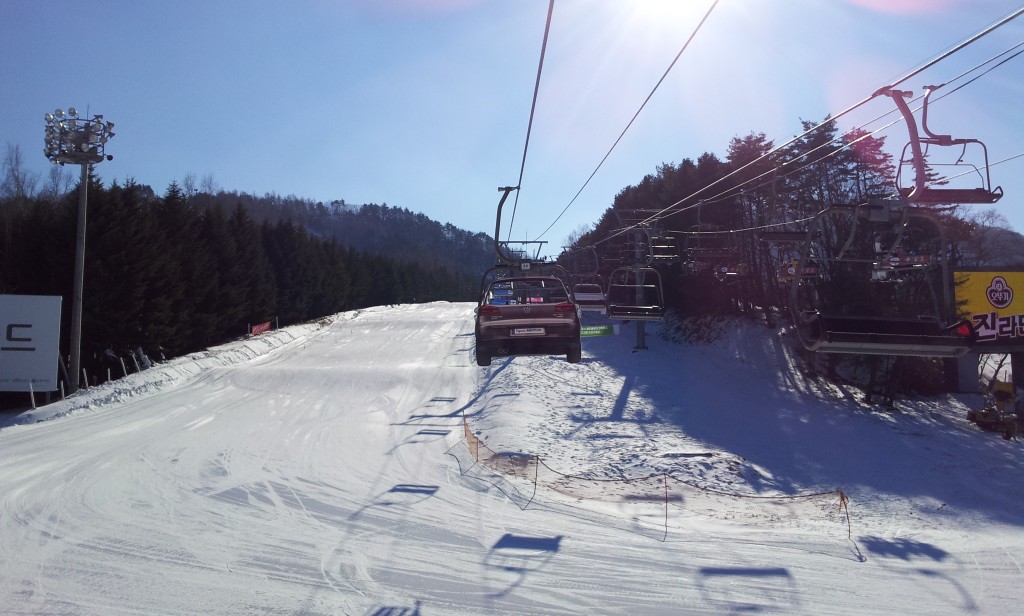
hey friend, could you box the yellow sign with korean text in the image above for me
[955,271,1024,345]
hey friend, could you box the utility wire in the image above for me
[506,0,556,242]
[535,0,720,243]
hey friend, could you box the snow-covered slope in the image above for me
[1,303,1021,615]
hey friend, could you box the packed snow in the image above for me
[1,302,1022,615]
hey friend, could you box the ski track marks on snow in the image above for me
[1,302,1022,615]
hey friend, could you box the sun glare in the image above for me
[614,0,716,34]
[848,0,954,15]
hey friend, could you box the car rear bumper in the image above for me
[475,321,580,356]
[476,335,579,356]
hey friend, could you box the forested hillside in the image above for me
[0,164,490,400]
[562,119,1021,402]
[191,191,495,277]
[569,119,1019,317]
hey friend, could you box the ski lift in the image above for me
[884,87,1003,206]
[683,224,736,257]
[649,233,680,262]
[616,227,654,266]
[572,281,608,314]
[865,211,938,283]
[713,262,750,282]
[559,245,600,278]
[606,266,665,321]
[760,230,811,244]
[789,203,973,357]
[763,228,819,282]
[680,225,743,278]
[777,259,821,283]
[870,243,931,283]
[479,262,572,299]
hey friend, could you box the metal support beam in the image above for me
[68,163,89,394]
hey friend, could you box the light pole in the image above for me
[43,107,115,394]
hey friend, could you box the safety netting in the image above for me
[450,415,851,542]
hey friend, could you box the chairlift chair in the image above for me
[765,228,818,282]
[681,225,743,278]
[683,224,736,258]
[713,262,750,282]
[884,87,1003,206]
[479,262,572,299]
[760,230,811,244]
[649,233,680,262]
[788,204,972,357]
[606,266,665,321]
[777,259,821,283]
[617,227,654,267]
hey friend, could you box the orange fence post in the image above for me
[838,490,851,539]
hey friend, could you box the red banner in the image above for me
[251,321,272,336]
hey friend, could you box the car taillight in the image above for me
[553,302,576,317]
[479,305,501,320]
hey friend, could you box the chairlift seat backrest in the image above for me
[802,314,970,357]
[606,266,665,321]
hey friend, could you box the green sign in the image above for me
[581,325,618,337]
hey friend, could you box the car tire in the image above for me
[566,343,582,364]
[476,345,492,367]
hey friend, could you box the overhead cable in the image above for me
[506,0,556,242]
[535,0,720,243]
[566,38,1024,258]
[595,6,1024,246]
[688,40,1024,220]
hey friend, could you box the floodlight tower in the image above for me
[43,107,115,394]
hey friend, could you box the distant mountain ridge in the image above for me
[203,192,496,277]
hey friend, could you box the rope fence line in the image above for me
[456,414,852,541]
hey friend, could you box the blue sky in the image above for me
[2,0,1022,258]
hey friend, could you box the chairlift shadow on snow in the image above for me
[384,428,451,455]
[697,566,797,613]
[366,599,421,616]
[859,536,949,561]
[482,533,562,598]
[348,484,440,522]
[562,374,660,441]
[396,359,516,427]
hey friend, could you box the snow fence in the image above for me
[451,414,852,542]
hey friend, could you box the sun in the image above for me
[580,0,724,67]
[616,0,718,28]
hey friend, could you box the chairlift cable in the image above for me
[534,0,721,243]
[506,0,556,243]
[605,37,1024,244]
[563,10,1024,258]
[938,151,1024,185]
[598,8,1024,244]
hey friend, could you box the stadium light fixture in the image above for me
[43,107,115,395]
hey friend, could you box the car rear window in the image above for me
[486,279,568,305]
